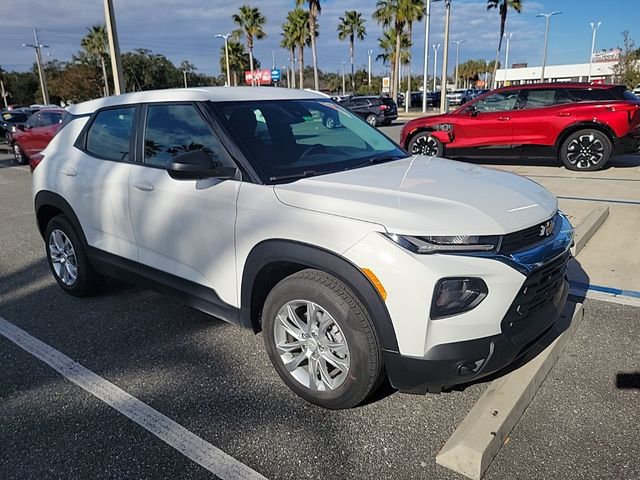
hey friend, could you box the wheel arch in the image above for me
[240,239,399,353]
[555,121,617,153]
[403,126,435,149]
[34,191,86,245]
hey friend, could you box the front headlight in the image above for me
[384,233,500,254]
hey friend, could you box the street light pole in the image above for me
[341,62,346,96]
[537,11,561,83]
[368,49,373,91]
[183,70,188,88]
[502,32,512,87]
[453,39,465,90]
[432,44,440,92]
[588,21,601,82]
[439,0,452,114]
[422,0,442,112]
[103,0,126,94]
[216,34,232,87]
[22,28,50,104]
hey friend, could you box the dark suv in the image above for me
[401,83,640,171]
[338,96,398,127]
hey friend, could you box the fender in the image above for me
[556,120,617,149]
[403,127,452,148]
[241,239,400,353]
[34,190,87,244]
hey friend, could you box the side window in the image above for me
[25,113,39,128]
[522,89,557,109]
[568,88,616,102]
[474,91,520,113]
[38,111,62,127]
[143,104,226,168]
[86,107,135,161]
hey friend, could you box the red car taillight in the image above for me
[29,153,44,172]
[379,104,388,111]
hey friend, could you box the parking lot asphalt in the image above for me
[1,148,639,480]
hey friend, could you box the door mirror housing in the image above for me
[467,105,479,117]
[167,150,237,181]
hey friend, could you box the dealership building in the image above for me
[494,49,620,86]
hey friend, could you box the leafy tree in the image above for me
[0,70,39,105]
[487,0,522,88]
[49,62,103,103]
[296,0,322,90]
[614,31,640,88]
[398,0,424,97]
[122,48,181,92]
[232,5,266,86]
[337,10,366,94]
[81,25,110,96]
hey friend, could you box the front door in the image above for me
[128,102,240,310]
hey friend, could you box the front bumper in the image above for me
[615,133,640,154]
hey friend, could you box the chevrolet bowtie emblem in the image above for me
[539,221,553,237]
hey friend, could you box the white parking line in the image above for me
[0,316,267,480]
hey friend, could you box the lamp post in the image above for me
[439,0,452,114]
[588,21,601,82]
[453,39,466,90]
[432,43,440,92]
[22,28,50,104]
[103,0,125,94]
[368,49,373,91]
[502,32,512,87]
[341,62,346,96]
[537,11,561,83]
[422,0,442,112]
[216,33,232,87]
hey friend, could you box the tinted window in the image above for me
[474,91,520,112]
[522,89,557,109]
[38,111,62,127]
[86,107,135,161]
[24,113,38,128]
[2,112,29,123]
[567,88,616,102]
[623,90,640,102]
[144,104,225,168]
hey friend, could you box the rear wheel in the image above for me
[324,116,336,129]
[408,132,444,157]
[365,114,378,127]
[560,129,612,171]
[262,269,383,409]
[13,143,27,165]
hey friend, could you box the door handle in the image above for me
[498,116,511,121]
[557,112,572,117]
[61,167,77,177]
[133,181,155,192]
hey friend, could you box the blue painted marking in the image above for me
[570,281,640,299]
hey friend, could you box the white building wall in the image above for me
[494,61,617,86]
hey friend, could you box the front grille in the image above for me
[500,214,557,254]
[501,250,570,331]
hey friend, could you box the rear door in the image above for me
[20,112,41,156]
[34,110,63,152]
[451,90,520,154]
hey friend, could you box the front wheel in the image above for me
[408,132,444,157]
[262,269,383,409]
[365,114,378,127]
[13,143,27,165]
[560,129,612,171]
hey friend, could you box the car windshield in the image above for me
[216,99,406,183]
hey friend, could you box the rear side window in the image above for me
[86,107,135,161]
[38,111,62,127]
[567,88,616,102]
[522,89,557,109]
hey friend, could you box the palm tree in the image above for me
[337,10,366,94]
[232,5,266,86]
[295,0,321,90]
[399,0,424,101]
[222,40,251,86]
[487,0,522,88]
[281,18,297,88]
[81,24,109,96]
[376,29,410,74]
[283,7,311,89]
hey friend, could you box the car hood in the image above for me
[273,156,557,235]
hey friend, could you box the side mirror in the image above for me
[467,106,478,117]
[167,150,237,181]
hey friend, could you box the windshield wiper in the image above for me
[345,154,405,171]
[269,170,320,182]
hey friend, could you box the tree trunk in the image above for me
[393,27,401,102]
[249,49,255,86]
[299,45,305,90]
[492,9,507,88]
[309,10,319,90]
[233,71,238,87]
[290,48,296,89]
[100,55,110,97]
[407,23,413,107]
[350,35,355,94]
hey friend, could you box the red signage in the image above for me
[244,69,272,85]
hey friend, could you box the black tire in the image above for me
[324,116,336,129]
[560,129,612,171]
[365,114,378,127]
[408,131,444,157]
[262,269,383,409]
[44,215,105,297]
[13,143,27,165]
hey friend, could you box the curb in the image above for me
[570,206,609,256]
[436,302,584,480]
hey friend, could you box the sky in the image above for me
[1,0,638,78]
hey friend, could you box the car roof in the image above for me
[497,82,623,92]
[66,86,324,115]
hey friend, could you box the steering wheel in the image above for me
[298,144,326,160]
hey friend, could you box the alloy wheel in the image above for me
[13,144,25,164]
[566,134,605,169]
[273,300,350,391]
[48,229,78,286]
[411,135,440,156]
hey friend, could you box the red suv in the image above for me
[401,83,640,171]
[11,108,63,165]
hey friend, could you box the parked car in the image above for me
[10,108,63,164]
[1,109,33,144]
[401,82,640,171]
[425,91,441,109]
[633,83,640,96]
[338,95,398,126]
[460,89,489,105]
[446,89,469,106]
[33,87,572,409]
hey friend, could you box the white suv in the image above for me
[32,87,573,409]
